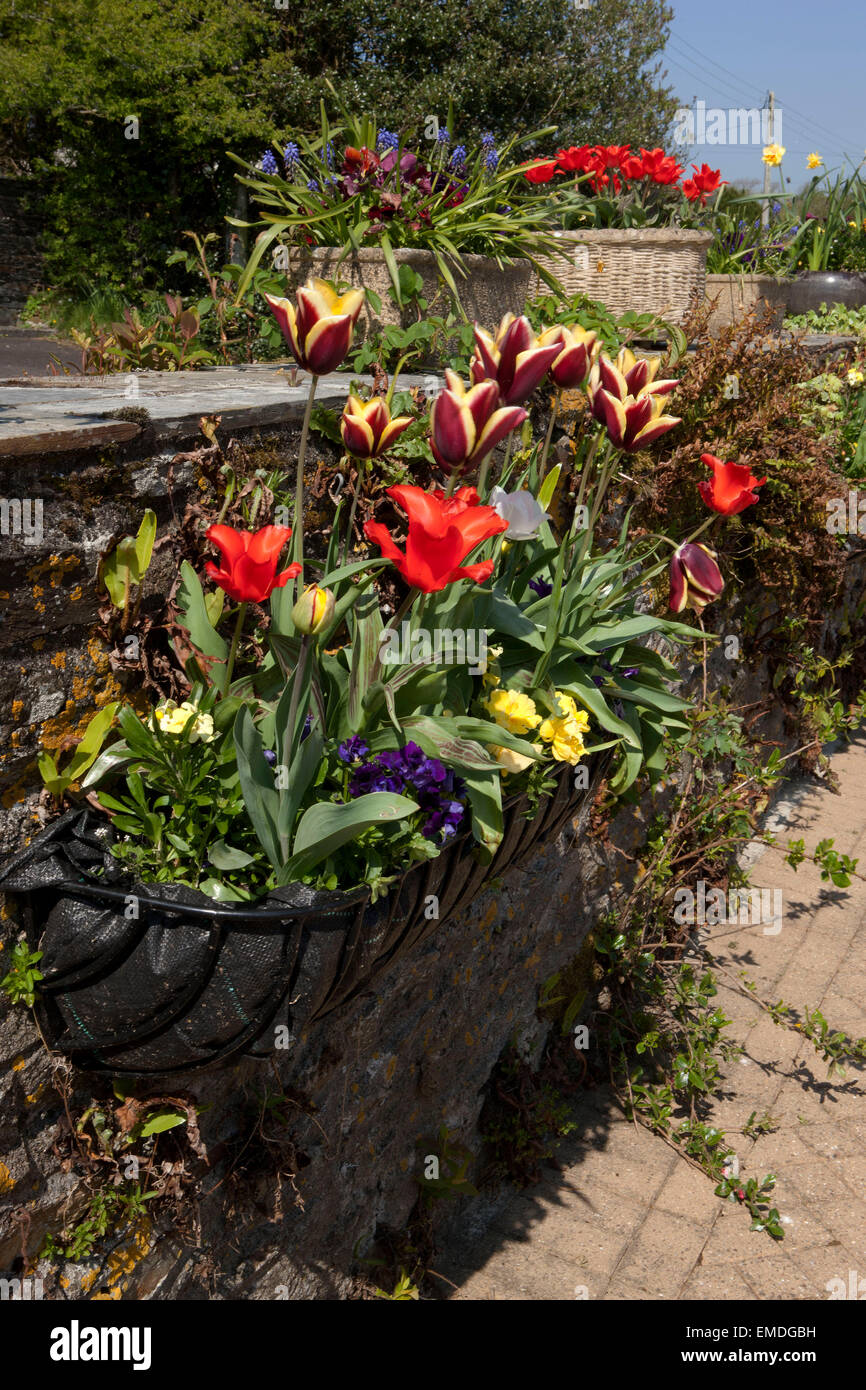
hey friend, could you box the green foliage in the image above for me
[39,1185,157,1263]
[0,0,677,294]
[373,1270,421,1301]
[0,941,44,1008]
[38,702,120,802]
[99,511,156,610]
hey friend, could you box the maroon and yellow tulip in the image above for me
[340,394,413,458]
[264,277,365,376]
[538,323,600,389]
[470,314,561,405]
[587,350,681,451]
[668,542,724,614]
[430,369,527,476]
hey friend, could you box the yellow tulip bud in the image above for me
[292,583,335,635]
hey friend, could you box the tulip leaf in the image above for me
[461,766,503,859]
[279,792,419,882]
[397,715,498,771]
[554,667,642,750]
[207,840,256,871]
[489,588,545,649]
[348,589,383,733]
[176,561,228,663]
[536,464,561,515]
[233,706,282,868]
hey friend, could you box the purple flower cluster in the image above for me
[284,142,300,177]
[377,129,400,151]
[528,574,553,598]
[260,149,278,175]
[347,741,466,842]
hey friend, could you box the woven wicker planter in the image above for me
[534,228,713,325]
[288,246,534,341]
[703,274,789,334]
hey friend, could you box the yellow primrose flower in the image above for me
[807,152,822,169]
[491,744,535,775]
[537,715,587,765]
[483,688,541,736]
[153,701,215,743]
[762,143,786,167]
[847,368,865,387]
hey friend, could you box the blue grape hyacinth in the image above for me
[260,149,278,175]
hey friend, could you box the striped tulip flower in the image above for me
[340,394,413,458]
[538,323,600,389]
[264,277,365,375]
[429,369,526,476]
[589,358,683,450]
[598,347,679,400]
[470,313,561,405]
[668,542,724,614]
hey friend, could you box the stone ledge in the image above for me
[0,367,436,458]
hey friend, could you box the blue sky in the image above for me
[663,0,865,188]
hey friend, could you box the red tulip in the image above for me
[538,323,600,389]
[698,455,766,515]
[556,145,593,172]
[364,484,507,593]
[523,159,560,184]
[683,163,726,205]
[205,524,301,604]
[639,148,685,185]
[669,542,724,614]
[340,393,412,458]
[471,314,561,406]
[430,369,526,475]
[264,277,365,375]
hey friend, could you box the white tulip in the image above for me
[490,486,549,540]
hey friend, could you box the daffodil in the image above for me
[762,143,786,167]
[807,153,822,169]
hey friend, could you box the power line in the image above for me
[666,32,860,154]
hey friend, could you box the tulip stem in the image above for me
[222,602,248,697]
[538,389,561,484]
[341,455,361,567]
[286,634,312,759]
[370,585,418,685]
[293,373,319,584]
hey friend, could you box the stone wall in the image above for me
[1,408,865,1301]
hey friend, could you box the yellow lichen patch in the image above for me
[385,1056,397,1083]
[464,1031,473,1047]
[69,585,83,603]
[60,1275,71,1290]
[11,700,23,719]
[2,763,38,809]
[105,1218,151,1287]
[479,902,497,930]
[25,1083,46,1104]
[33,637,45,651]
[51,652,67,671]
[91,1287,123,1301]
[12,1056,26,1071]
[0,1162,15,1193]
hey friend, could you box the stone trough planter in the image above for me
[703,273,789,333]
[287,246,534,341]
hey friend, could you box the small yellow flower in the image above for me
[491,744,535,775]
[807,152,822,169]
[483,688,541,736]
[537,692,591,765]
[153,700,214,743]
[762,143,786,167]
[847,369,864,387]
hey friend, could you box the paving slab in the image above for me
[442,732,866,1301]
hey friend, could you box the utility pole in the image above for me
[762,90,775,228]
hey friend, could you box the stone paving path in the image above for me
[440,735,866,1300]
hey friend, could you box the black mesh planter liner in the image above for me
[0,757,602,1076]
